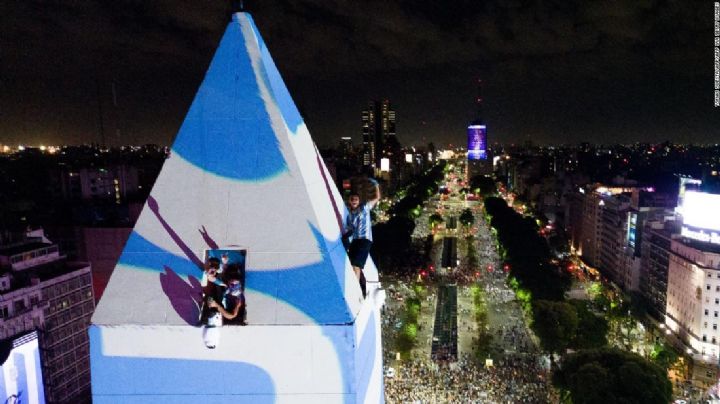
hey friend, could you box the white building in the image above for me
[666,189,720,363]
[666,239,720,360]
[0,230,95,402]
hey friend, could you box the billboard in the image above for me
[467,124,487,160]
[626,212,637,249]
[678,191,720,245]
[677,177,702,209]
[680,191,720,232]
[0,331,45,404]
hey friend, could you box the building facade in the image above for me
[362,100,396,169]
[0,233,95,402]
[666,239,720,361]
[640,221,674,321]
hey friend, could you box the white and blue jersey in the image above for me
[346,203,373,242]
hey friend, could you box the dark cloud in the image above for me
[0,0,717,147]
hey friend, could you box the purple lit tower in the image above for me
[467,79,492,175]
[467,123,487,161]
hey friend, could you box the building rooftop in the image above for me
[2,257,89,294]
[0,241,48,257]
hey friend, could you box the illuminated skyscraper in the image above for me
[467,79,492,175]
[362,100,396,169]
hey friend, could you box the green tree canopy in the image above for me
[570,300,609,349]
[428,213,444,228]
[553,348,672,404]
[567,362,616,404]
[459,208,475,227]
[470,175,497,196]
[484,196,570,301]
[531,300,579,354]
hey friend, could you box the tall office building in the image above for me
[362,100,396,169]
[598,192,632,287]
[339,136,353,156]
[0,230,95,402]
[640,219,675,321]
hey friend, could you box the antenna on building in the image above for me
[475,78,484,124]
[95,75,106,149]
[230,0,245,13]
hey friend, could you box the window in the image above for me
[716,285,720,292]
[703,335,708,342]
[708,284,712,291]
[13,300,26,312]
[713,337,717,344]
[704,309,709,316]
[715,311,718,318]
[715,298,719,305]
[713,324,717,330]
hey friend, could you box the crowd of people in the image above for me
[381,175,557,401]
[385,354,552,403]
[496,323,534,354]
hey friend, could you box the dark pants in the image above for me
[348,238,372,297]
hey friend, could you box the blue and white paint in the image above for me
[90,12,383,403]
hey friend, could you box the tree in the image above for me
[428,213,444,229]
[553,348,672,404]
[649,342,679,371]
[484,196,570,301]
[567,362,616,404]
[531,300,579,354]
[459,208,475,227]
[470,175,497,196]
[570,300,609,349]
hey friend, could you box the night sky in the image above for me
[2,0,718,148]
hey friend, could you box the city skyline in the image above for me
[3,4,720,402]
[2,1,718,148]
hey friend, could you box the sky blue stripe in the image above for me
[171,17,287,181]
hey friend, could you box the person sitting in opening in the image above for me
[220,253,231,274]
[208,278,246,325]
[344,178,381,298]
[201,257,226,288]
[200,258,226,333]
